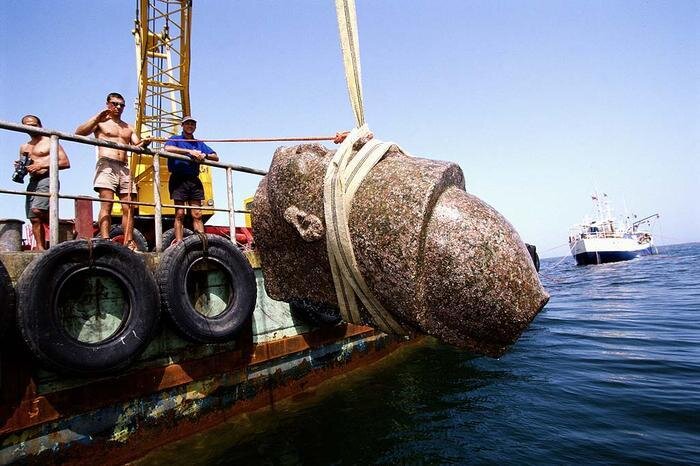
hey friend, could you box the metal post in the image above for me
[49,135,60,246]
[226,167,236,243]
[153,153,163,251]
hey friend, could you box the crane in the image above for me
[129,0,214,220]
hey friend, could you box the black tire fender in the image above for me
[0,259,16,339]
[16,239,159,375]
[156,234,256,343]
[161,227,193,250]
[289,299,341,327]
[95,225,149,252]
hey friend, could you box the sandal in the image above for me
[125,239,139,252]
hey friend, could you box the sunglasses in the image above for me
[109,101,126,108]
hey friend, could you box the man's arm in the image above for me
[164,142,204,159]
[204,151,219,162]
[58,144,70,170]
[75,110,110,136]
[200,142,219,162]
[17,144,28,160]
[130,129,152,148]
[15,144,28,169]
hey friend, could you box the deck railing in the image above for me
[0,119,266,251]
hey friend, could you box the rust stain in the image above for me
[24,334,409,466]
[0,324,375,436]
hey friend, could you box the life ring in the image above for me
[94,225,149,252]
[161,227,193,250]
[156,234,256,343]
[15,239,159,375]
[0,259,16,339]
[289,299,341,327]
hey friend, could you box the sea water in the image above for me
[137,243,699,465]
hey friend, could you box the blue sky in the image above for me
[1,1,698,256]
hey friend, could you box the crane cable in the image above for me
[323,0,409,335]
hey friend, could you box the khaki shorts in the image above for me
[93,158,137,195]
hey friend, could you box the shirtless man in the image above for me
[75,92,148,249]
[17,115,71,250]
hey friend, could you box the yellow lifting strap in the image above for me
[335,0,365,128]
[323,125,407,335]
[325,1,410,334]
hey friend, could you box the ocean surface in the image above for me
[137,243,699,465]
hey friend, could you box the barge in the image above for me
[0,246,410,464]
[0,118,414,464]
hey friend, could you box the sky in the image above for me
[1,0,698,257]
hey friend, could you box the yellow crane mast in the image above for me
[130,0,214,219]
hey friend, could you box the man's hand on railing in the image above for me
[190,149,206,162]
[137,137,153,149]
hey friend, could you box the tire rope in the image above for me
[195,231,209,257]
[86,236,95,267]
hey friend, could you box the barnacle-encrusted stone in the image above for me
[252,143,549,357]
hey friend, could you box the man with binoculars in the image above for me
[15,115,70,250]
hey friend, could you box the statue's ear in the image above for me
[283,205,324,242]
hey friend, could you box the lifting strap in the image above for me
[325,1,409,334]
[335,0,365,128]
[323,125,407,334]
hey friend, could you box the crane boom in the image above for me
[130,0,214,218]
[133,0,192,143]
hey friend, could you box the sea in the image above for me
[137,242,700,465]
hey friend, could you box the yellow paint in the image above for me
[243,196,254,227]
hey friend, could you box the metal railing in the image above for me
[0,119,266,252]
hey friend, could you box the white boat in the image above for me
[568,193,659,265]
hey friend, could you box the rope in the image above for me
[86,236,94,267]
[195,231,209,256]
[541,242,570,254]
[154,135,342,143]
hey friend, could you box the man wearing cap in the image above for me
[163,116,219,245]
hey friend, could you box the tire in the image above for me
[526,243,541,272]
[16,239,159,375]
[161,227,193,250]
[0,259,16,339]
[156,234,256,343]
[290,299,341,327]
[95,225,148,252]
